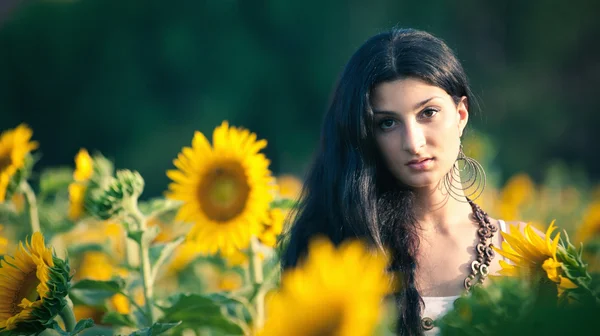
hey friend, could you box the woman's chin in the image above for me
[400,175,440,189]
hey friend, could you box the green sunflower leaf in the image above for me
[101,312,137,328]
[128,225,160,246]
[128,322,182,336]
[69,279,126,307]
[139,198,182,218]
[70,319,95,335]
[39,167,74,195]
[157,293,245,334]
[270,198,297,210]
[48,318,94,336]
[128,230,144,245]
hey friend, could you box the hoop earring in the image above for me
[443,144,486,202]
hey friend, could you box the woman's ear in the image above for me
[457,96,469,137]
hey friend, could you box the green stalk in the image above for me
[59,303,77,332]
[21,181,41,234]
[248,236,265,330]
[125,236,140,268]
[139,235,154,325]
[122,195,155,326]
[132,206,155,326]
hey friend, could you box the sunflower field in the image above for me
[1,122,600,336]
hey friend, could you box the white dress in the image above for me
[420,219,508,335]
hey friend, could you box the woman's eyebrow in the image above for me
[373,96,442,115]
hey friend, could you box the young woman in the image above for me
[281,28,522,335]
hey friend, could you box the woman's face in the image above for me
[371,77,468,189]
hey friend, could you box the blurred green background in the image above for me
[1,0,599,198]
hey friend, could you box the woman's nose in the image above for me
[403,124,425,154]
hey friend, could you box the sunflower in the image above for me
[0,232,71,332]
[0,124,38,202]
[494,222,577,294]
[259,237,393,336]
[166,121,275,255]
[259,208,285,248]
[68,149,94,221]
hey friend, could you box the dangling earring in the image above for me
[443,143,486,202]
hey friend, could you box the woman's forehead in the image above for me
[371,79,450,112]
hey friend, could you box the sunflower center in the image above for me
[311,307,344,336]
[0,154,12,173]
[10,270,40,313]
[198,161,250,222]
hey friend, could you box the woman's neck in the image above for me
[412,177,474,234]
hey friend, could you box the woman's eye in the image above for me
[420,108,439,119]
[379,119,396,129]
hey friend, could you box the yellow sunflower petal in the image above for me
[73,149,93,182]
[501,230,541,262]
[524,224,547,254]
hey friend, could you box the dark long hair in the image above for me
[280,28,475,336]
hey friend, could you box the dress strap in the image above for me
[498,219,508,233]
[496,219,510,262]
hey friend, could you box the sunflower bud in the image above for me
[85,170,145,222]
[115,170,145,199]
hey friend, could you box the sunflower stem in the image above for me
[139,237,155,325]
[133,207,155,326]
[125,237,140,268]
[59,302,77,332]
[248,236,265,330]
[21,181,41,234]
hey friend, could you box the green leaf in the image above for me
[128,230,144,244]
[39,167,74,195]
[128,322,182,336]
[270,198,298,210]
[101,312,137,328]
[139,198,182,218]
[150,236,185,282]
[583,239,600,254]
[49,318,95,336]
[70,319,95,335]
[158,293,245,334]
[128,225,160,246]
[50,321,70,336]
[67,243,109,256]
[69,279,126,307]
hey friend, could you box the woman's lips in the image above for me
[406,158,434,170]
